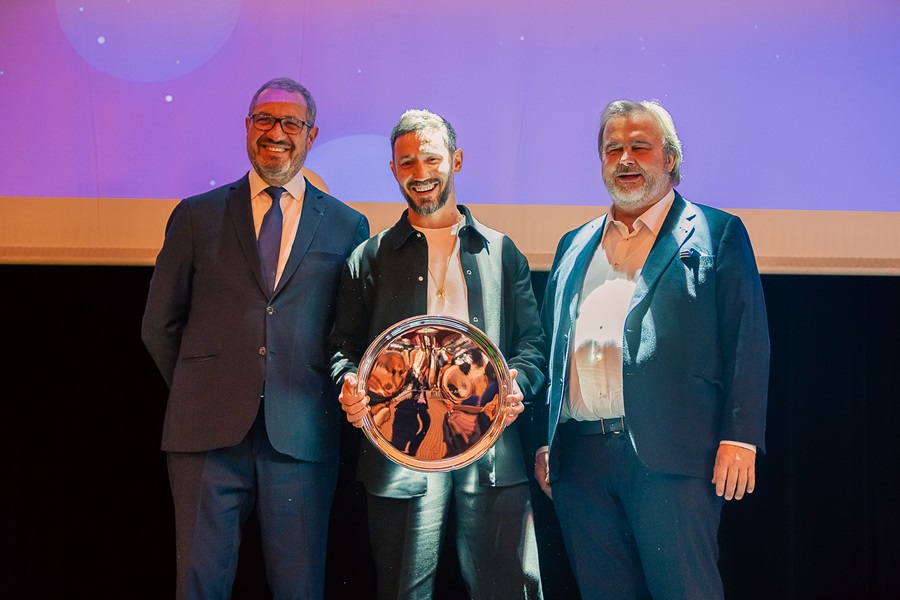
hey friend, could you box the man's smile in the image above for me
[409,179,439,193]
[615,171,644,185]
[260,142,291,154]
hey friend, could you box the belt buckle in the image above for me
[603,416,625,435]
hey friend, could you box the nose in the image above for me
[618,149,635,166]
[409,161,429,180]
[265,121,289,142]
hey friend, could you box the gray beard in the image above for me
[607,187,656,213]
[604,173,669,214]
[255,165,300,187]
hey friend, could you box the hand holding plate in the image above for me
[503,368,524,427]
[356,315,513,472]
[339,372,370,428]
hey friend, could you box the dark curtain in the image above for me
[4,265,899,599]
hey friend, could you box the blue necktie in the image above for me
[258,186,284,293]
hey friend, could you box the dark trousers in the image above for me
[366,464,540,600]
[167,405,338,600]
[552,427,724,600]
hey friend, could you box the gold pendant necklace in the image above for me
[426,213,463,299]
[428,255,453,298]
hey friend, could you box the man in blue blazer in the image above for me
[142,78,369,599]
[534,100,769,600]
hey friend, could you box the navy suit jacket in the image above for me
[142,174,370,464]
[538,192,769,479]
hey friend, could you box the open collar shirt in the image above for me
[563,191,675,422]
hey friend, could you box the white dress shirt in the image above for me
[563,191,675,422]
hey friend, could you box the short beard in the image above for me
[603,170,669,214]
[401,179,452,216]
[255,163,301,187]
[248,138,305,187]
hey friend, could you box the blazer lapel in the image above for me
[225,175,270,295]
[629,192,696,312]
[275,179,325,294]
[557,215,607,328]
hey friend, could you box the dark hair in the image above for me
[248,78,317,125]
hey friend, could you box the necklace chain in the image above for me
[426,213,464,299]
[428,255,454,298]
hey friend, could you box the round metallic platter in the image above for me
[356,315,511,472]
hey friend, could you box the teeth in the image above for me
[411,181,437,192]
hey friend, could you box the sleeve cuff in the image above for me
[720,440,757,453]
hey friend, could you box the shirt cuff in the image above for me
[720,440,757,453]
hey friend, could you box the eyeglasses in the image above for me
[249,113,312,135]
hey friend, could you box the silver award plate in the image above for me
[356,315,511,472]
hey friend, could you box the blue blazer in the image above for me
[538,192,769,479]
[142,175,370,464]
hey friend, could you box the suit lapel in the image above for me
[557,215,607,328]
[225,175,270,295]
[275,179,325,294]
[629,193,696,311]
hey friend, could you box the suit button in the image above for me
[259,347,267,356]
[266,306,275,315]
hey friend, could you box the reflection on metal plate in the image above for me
[357,315,511,472]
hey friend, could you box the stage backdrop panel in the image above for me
[1,0,899,271]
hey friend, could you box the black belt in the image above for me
[561,416,626,436]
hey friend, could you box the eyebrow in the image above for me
[397,151,442,161]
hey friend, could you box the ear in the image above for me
[306,126,319,149]
[667,152,676,173]
[452,148,463,173]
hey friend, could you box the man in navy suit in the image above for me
[142,78,369,599]
[534,100,769,600]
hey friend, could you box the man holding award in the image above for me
[328,109,546,600]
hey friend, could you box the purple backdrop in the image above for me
[1,0,898,210]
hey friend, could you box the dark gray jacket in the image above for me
[329,205,546,497]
